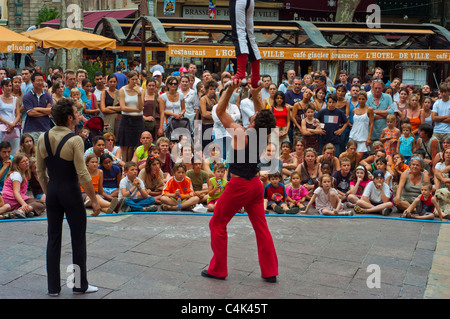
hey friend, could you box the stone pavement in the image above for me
[0,212,449,301]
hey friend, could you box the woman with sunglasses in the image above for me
[118,71,145,162]
[161,76,185,134]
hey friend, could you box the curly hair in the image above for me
[51,98,76,127]
[253,109,276,131]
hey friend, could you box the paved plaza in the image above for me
[1,211,449,301]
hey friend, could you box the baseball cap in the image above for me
[152,70,162,77]
[372,170,384,178]
[179,67,188,73]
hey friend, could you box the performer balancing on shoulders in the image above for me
[227,0,261,88]
[202,79,279,283]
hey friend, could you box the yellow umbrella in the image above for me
[21,27,58,47]
[22,28,116,50]
[0,26,36,53]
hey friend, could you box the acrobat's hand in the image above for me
[223,78,241,91]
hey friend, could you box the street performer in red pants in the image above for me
[201,79,279,283]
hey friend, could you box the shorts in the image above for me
[104,187,118,195]
[207,199,218,206]
[267,200,284,207]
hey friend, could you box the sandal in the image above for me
[354,205,366,214]
[443,214,450,220]
[142,205,158,212]
[161,204,174,211]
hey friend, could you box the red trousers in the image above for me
[207,176,278,278]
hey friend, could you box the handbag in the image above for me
[0,96,20,141]
[144,94,158,132]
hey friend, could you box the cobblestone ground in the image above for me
[0,213,449,302]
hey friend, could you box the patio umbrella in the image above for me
[22,28,116,50]
[0,26,36,53]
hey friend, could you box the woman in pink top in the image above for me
[2,153,45,218]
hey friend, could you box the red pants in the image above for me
[207,176,278,278]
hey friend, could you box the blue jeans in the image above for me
[123,197,155,211]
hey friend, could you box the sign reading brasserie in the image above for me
[168,45,450,61]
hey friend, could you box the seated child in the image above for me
[81,154,120,214]
[186,160,211,204]
[304,174,352,216]
[401,182,449,220]
[375,157,393,188]
[206,163,227,212]
[286,171,308,211]
[138,156,165,205]
[390,152,409,186]
[332,157,352,201]
[99,153,122,199]
[203,145,226,178]
[79,127,92,151]
[0,194,12,219]
[354,170,393,216]
[347,165,370,207]
[264,171,299,214]
[29,157,45,202]
[161,162,200,211]
[119,161,157,212]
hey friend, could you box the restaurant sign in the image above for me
[168,45,450,61]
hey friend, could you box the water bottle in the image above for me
[177,195,182,211]
[217,179,222,190]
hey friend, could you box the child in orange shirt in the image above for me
[161,162,200,211]
[390,152,409,185]
[81,154,119,214]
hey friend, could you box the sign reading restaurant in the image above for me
[183,6,279,20]
[168,45,450,61]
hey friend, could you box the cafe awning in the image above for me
[21,28,116,50]
[41,9,137,31]
[0,26,36,53]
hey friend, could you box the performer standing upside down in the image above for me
[202,79,279,283]
[228,0,261,88]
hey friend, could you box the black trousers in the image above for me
[46,189,88,294]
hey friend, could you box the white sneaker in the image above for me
[73,285,98,294]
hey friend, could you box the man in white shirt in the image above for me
[188,63,202,88]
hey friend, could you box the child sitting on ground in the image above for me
[375,157,393,188]
[186,159,211,204]
[286,171,308,211]
[206,163,227,212]
[161,162,200,211]
[0,194,12,219]
[28,157,45,202]
[99,153,122,199]
[347,165,371,208]
[354,170,393,216]
[332,157,352,201]
[81,154,119,214]
[264,171,299,214]
[119,161,157,212]
[304,174,353,216]
[401,182,449,220]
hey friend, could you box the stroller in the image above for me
[165,117,192,142]
[84,116,105,140]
